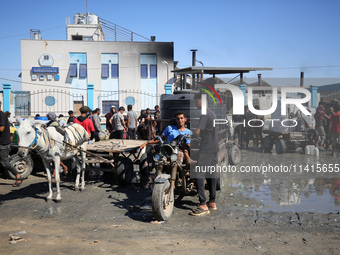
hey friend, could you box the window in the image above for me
[79,64,87,78]
[44,55,49,60]
[102,100,119,114]
[83,36,93,41]
[69,63,77,77]
[150,64,157,78]
[101,64,109,78]
[72,35,83,40]
[111,64,119,78]
[141,64,148,78]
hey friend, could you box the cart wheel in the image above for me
[228,145,241,166]
[116,158,133,185]
[263,136,273,153]
[275,139,286,154]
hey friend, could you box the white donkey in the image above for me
[16,118,89,202]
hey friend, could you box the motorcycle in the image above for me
[151,135,193,221]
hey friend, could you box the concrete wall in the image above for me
[21,39,174,113]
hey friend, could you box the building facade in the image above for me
[20,14,174,115]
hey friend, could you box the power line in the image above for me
[0,25,64,40]
[0,77,158,95]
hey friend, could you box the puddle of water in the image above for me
[222,151,340,214]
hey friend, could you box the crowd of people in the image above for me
[233,98,340,155]
[35,104,162,142]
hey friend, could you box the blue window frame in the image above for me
[69,63,77,77]
[111,64,119,78]
[150,64,157,78]
[79,64,87,78]
[101,64,109,78]
[141,64,148,78]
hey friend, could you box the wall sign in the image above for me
[32,67,59,73]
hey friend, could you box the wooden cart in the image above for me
[85,139,146,184]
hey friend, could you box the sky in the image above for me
[1,0,340,90]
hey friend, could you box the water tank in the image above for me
[87,14,98,25]
[74,13,86,24]
[160,90,226,128]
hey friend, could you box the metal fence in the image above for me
[98,90,159,114]
[13,90,84,117]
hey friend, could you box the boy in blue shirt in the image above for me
[140,110,192,164]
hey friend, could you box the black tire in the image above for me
[152,180,174,221]
[263,136,273,153]
[7,154,34,180]
[139,153,148,174]
[228,145,241,165]
[116,158,133,185]
[275,138,286,154]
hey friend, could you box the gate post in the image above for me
[310,85,318,108]
[2,83,11,112]
[87,84,94,110]
[239,84,247,105]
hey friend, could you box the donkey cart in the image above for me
[85,139,146,185]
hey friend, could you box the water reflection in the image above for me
[222,150,340,213]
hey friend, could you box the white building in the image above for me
[20,13,174,115]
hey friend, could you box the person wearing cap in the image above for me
[73,106,95,140]
[46,112,59,127]
[105,105,116,134]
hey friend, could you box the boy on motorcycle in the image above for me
[140,110,193,164]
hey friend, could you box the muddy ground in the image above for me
[1,150,340,255]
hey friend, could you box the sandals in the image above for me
[12,176,24,187]
[189,207,210,216]
[207,202,217,210]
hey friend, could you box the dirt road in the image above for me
[1,150,340,254]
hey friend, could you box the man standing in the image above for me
[127,105,137,139]
[105,106,116,134]
[330,106,340,156]
[110,106,126,139]
[73,106,95,140]
[190,93,219,216]
[0,106,22,187]
[154,105,161,120]
[92,108,102,141]
[314,104,330,148]
[244,105,254,149]
[67,110,76,123]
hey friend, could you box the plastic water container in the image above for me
[34,116,48,121]
[314,147,319,157]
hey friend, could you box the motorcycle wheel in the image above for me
[152,180,174,221]
[275,138,286,154]
[116,158,133,185]
[7,154,34,180]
